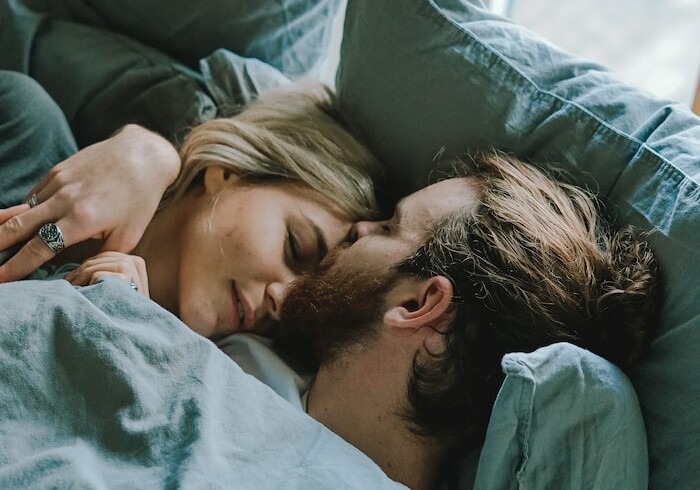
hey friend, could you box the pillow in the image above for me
[472,343,647,490]
[336,1,700,489]
[15,0,341,79]
[0,71,75,209]
[0,3,292,147]
[0,2,213,146]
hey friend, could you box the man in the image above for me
[277,152,659,490]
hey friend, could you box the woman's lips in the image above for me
[231,282,253,331]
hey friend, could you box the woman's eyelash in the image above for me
[288,230,300,262]
[381,223,391,233]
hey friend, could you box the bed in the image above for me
[0,1,698,489]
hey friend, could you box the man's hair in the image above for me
[161,80,383,221]
[394,151,659,448]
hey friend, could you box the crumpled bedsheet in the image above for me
[0,277,404,489]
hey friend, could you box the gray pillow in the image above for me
[336,1,700,489]
[474,343,647,490]
[0,2,214,146]
[0,1,333,146]
[15,0,340,78]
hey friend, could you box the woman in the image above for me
[0,71,383,339]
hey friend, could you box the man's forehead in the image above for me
[400,177,480,224]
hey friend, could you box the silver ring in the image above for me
[26,194,39,208]
[37,223,65,254]
[129,279,138,292]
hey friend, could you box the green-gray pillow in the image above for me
[0,2,213,146]
[0,3,292,147]
[475,343,648,490]
[16,0,340,78]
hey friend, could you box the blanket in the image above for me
[0,277,404,489]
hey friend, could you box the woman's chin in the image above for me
[180,312,232,339]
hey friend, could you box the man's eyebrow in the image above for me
[394,199,407,225]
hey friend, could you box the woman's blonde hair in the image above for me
[161,80,383,220]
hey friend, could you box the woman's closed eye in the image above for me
[286,227,318,272]
[287,229,300,262]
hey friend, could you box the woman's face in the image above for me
[177,167,351,338]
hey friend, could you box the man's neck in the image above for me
[307,347,450,490]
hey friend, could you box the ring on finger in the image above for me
[25,194,39,208]
[37,223,65,254]
[129,279,138,292]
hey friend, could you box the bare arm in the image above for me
[0,124,180,282]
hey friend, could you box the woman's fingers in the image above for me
[0,218,71,282]
[0,194,88,282]
[0,165,79,257]
[65,252,149,298]
[1,126,179,284]
[0,198,57,251]
[0,190,106,283]
[65,253,131,283]
[65,257,119,285]
[91,270,131,286]
[126,252,150,297]
[0,204,30,226]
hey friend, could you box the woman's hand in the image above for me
[0,125,180,282]
[64,251,150,298]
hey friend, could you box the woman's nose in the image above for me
[265,278,293,321]
[348,220,383,242]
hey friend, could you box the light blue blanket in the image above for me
[0,278,404,489]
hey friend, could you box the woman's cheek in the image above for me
[179,289,219,338]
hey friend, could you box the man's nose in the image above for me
[348,220,384,242]
[264,276,295,321]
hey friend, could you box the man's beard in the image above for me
[277,247,397,369]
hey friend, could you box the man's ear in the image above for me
[203,166,236,194]
[384,276,453,333]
